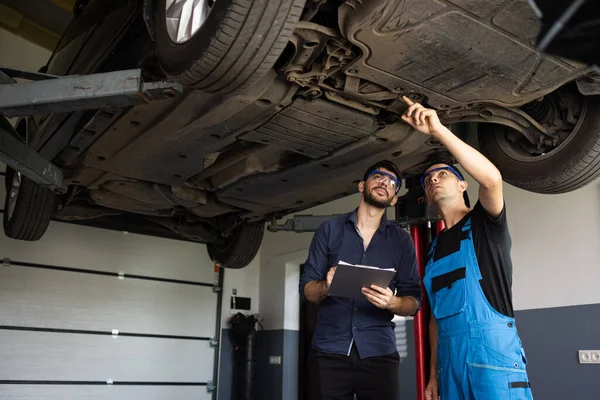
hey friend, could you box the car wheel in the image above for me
[3,167,56,241]
[154,0,306,94]
[207,222,264,269]
[478,95,600,194]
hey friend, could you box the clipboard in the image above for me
[327,261,396,300]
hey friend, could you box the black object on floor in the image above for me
[228,313,259,400]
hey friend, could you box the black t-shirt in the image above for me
[430,200,514,318]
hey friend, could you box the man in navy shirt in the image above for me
[299,160,422,400]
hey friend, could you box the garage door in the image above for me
[0,168,221,400]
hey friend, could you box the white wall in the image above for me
[0,29,51,70]
[258,249,307,331]
[221,254,261,328]
[0,179,220,400]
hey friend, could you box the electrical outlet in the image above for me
[578,350,600,364]
[269,356,281,365]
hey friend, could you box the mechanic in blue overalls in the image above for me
[401,96,534,399]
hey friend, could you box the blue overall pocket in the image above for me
[431,267,467,319]
[469,330,533,400]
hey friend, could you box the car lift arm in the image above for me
[267,214,343,233]
[0,68,183,190]
[0,68,183,117]
[0,118,63,190]
[267,184,434,233]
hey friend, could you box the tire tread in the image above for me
[158,0,306,94]
[3,170,55,241]
[207,222,264,269]
[479,99,600,194]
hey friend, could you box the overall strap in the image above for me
[427,236,439,259]
[460,217,481,279]
[461,217,472,240]
[462,217,472,232]
[427,217,472,260]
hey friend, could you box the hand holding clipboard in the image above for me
[327,261,396,301]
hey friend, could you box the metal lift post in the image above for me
[0,67,183,190]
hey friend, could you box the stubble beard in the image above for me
[364,187,394,209]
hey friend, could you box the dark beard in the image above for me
[364,187,393,209]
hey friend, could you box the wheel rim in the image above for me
[7,172,21,221]
[165,0,215,44]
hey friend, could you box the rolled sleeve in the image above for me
[394,233,423,315]
[299,221,330,301]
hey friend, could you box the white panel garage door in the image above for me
[0,168,220,399]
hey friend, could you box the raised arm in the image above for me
[401,96,504,217]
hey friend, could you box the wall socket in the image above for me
[578,350,600,364]
[269,356,281,365]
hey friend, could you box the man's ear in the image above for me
[459,180,468,193]
[390,196,398,207]
[358,181,365,193]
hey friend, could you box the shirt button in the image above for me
[355,308,358,311]
[353,327,356,330]
[508,322,514,328]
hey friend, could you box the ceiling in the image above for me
[0,0,74,51]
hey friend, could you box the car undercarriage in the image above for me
[3,0,600,268]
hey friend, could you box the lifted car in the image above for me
[4,0,600,268]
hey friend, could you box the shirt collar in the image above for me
[347,209,392,231]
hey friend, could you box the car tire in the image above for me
[478,96,600,194]
[154,0,306,94]
[3,168,56,241]
[207,222,264,269]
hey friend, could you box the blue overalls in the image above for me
[423,218,533,399]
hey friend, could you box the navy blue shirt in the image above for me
[299,210,422,359]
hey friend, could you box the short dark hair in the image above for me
[363,160,400,181]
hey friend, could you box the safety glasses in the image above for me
[420,166,463,188]
[366,170,401,194]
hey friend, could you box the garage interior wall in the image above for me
[0,27,262,400]
[0,167,219,400]
[3,23,600,400]
[259,169,600,399]
[0,29,51,71]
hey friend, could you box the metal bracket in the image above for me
[0,118,64,190]
[267,214,342,233]
[0,68,183,117]
[209,338,219,348]
[207,380,216,392]
[2,258,10,267]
